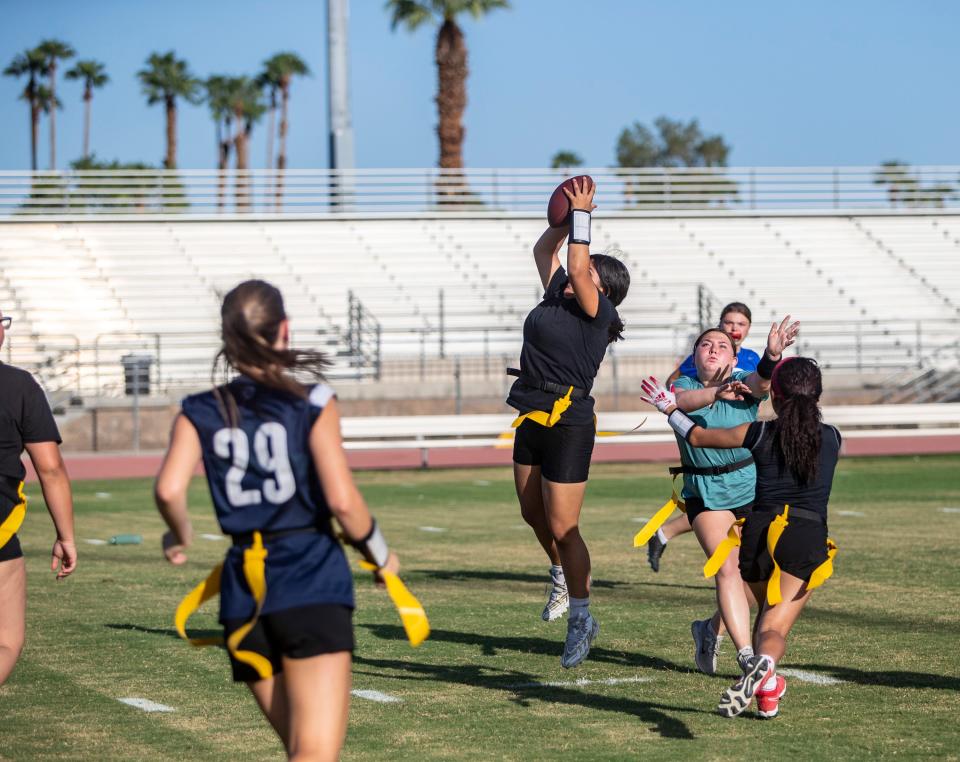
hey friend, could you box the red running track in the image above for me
[23,434,960,481]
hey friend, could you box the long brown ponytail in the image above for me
[212,280,329,422]
[771,357,823,485]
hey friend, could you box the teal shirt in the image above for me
[673,370,762,510]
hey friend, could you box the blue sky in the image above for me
[1,0,957,170]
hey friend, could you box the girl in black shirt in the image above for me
[508,179,630,669]
[0,310,77,687]
[642,357,839,720]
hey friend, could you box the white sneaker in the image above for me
[541,580,569,622]
[561,612,599,668]
[691,618,724,675]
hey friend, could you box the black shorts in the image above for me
[739,510,829,584]
[512,419,595,483]
[223,603,354,683]
[685,496,753,527]
[0,479,24,562]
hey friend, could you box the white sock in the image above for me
[656,527,668,544]
[759,654,777,689]
[737,646,755,670]
[550,565,566,586]
[569,596,590,620]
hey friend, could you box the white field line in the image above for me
[201,533,225,541]
[778,668,844,685]
[84,539,107,545]
[836,510,866,517]
[419,526,447,533]
[118,697,175,712]
[473,480,492,486]
[940,507,960,514]
[631,517,650,523]
[505,676,652,690]
[95,492,111,499]
[351,689,401,703]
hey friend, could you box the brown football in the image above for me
[547,174,594,228]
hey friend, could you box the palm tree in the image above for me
[260,53,309,209]
[137,51,201,169]
[227,77,266,211]
[204,75,236,210]
[65,59,109,159]
[4,49,47,170]
[256,60,282,172]
[35,39,75,169]
[386,0,509,171]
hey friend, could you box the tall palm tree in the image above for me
[227,77,266,211]
[65,59,108,159]
[204,75,236,210]
[386,0,509,171]
[261,53,308,209]
[137,51,201,169]
[35,39,75,169]
[256,61,282,172]
[4,49,47,170]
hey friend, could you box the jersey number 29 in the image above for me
[213,423,296,507]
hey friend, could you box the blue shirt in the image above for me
[673,370,763,510]
[678,347,760,379]
[182,377,354,621]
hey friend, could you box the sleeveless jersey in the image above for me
[181,376,353,621]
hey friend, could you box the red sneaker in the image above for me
[756,674,787,719]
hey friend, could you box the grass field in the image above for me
[3,455,960,761]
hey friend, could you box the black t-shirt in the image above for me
[0,362,62,481]
[506,266,618,425]
[742,420,841,519]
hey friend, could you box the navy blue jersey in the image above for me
[181,376,353,621]
[678,347,760,379]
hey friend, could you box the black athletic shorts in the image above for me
[685,496,753,527]
[223,603,354,683]
[739,510,829,584]
[0,478,24,562]
[512,419,595,483]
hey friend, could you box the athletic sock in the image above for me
[550,565,566,586]
[737,646,755,670]
[759,654,777,689]
[656,527,668,544]
[569,596,590,620]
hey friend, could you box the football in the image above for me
[547,174,594,228]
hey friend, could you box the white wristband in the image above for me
[667,409,697,441]
[360,520,390,568]
[569,209,591,245]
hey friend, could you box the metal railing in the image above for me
[1,166,959,217]
[5,317,958,401]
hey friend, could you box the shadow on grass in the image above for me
[415,569,628,589]
[353,654,702,740]
[359,623,694,673]
[105,622,223,643]
[794,663,960,691]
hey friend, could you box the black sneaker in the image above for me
[647,534,667,573]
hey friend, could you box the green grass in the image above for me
[3,455,960,761]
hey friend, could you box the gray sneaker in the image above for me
[561,612,599,668]
[541,580,569,622]
[691,618,724,675]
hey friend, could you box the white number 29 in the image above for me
[213,423,296,507]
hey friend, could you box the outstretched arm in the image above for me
[640,376,751,449]
[744,315,800,397]
[563,177,601,318]
[533,226,567,290]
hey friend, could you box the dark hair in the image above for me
[771,357,823,485]
[591,253,630,343]
[720,302,752,324]
[212,280,328,422]
[691,327,736,356]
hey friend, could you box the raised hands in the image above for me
[640,376,676,413]
[562,176,597,213]
[767,315,800,359]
